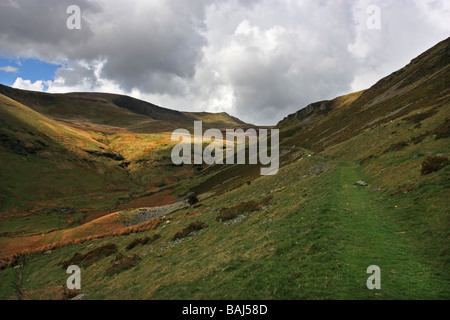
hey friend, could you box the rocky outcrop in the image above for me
[278,100,334,126]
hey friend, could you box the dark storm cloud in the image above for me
[1,0,208,95]
[2,0,449,125]
[0,0,99,59]
[69,0,210,94]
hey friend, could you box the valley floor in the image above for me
[0,157,448,300]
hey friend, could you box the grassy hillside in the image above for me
[277,37,450,152]
[0,86,251,260]
[0,38,448,300]
[0,85,248,132]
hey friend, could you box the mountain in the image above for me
[0,85,247,131]
[277,36,449,152]
[0,86,251,228]
[0,37,448,300]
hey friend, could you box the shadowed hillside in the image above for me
[0,85,247,132]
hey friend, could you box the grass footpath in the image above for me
[331,162,448,299]
[132,159,448,300]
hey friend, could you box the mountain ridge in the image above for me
[277,36,449,152]
[0,84,248,130]
[279,36,450,129]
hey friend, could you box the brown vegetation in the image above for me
[0,218,161,270]
[59,243,118,269]
[172,221,208,241]
[106,254,139,275]
[433,118,450,140]
[420,155,449,175]
[402,109,438,124]
[22,286,81,300]
[260,194,274,206]
[410,131,431,145]
[216,200,262,222]
[360,155,376,165]
[383,141,409,154]
[393,186,416,195]
[126,234,161,250]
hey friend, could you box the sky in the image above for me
[0,0,449,125]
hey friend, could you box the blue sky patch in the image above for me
[0,57,61,90]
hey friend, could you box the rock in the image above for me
[123,202,187,226]
[309,163,328,175]
[43,250,52,255]
[355,180,368,186]
[224,215,246,226]
[140,247,154,257]
[260,219,273,225]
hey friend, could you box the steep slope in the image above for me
[187,39,450,197]
[278,37,450,152]
[0,93,138,214]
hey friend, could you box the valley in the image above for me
[0,37,448,300]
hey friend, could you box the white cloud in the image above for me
[12,77,49,91]
[348,0,450,92]
[0,66,18,73]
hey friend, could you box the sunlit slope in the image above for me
[0,93,137,211]
[0,84,252,213]
[278,37,450,152]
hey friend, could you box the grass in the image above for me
[1,150,447,299]
[136,134,163,142]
